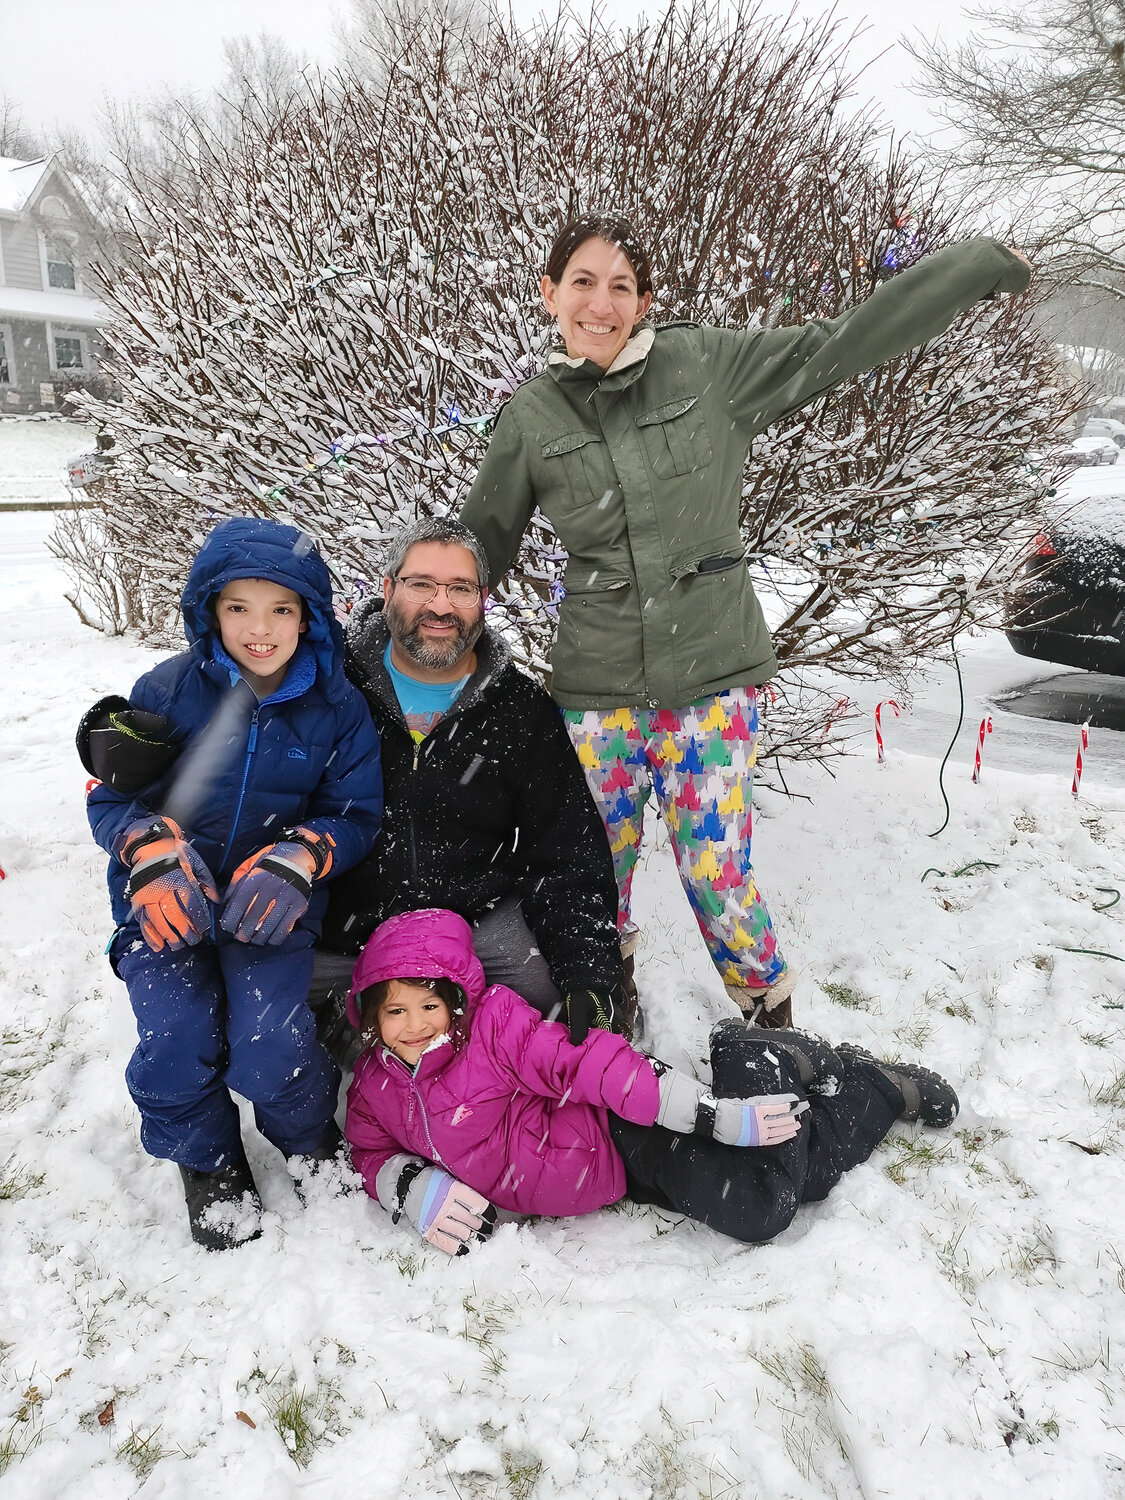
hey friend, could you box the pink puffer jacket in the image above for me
[344,909,661,1216]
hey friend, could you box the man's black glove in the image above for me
[561,989,618,1045]
[77,695,182,793]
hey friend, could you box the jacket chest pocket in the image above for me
[635,396,713,478]
[540,430,618,509]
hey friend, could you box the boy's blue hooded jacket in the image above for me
[88,517,382,940]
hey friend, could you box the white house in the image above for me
[0,154,110,412]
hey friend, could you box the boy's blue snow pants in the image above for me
[114,930,340,1172]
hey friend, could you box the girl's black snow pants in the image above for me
[608,1026,903,1243]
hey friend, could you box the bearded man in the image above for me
[313,517,626,1044]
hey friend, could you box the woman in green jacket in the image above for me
[460,215,1031,1029]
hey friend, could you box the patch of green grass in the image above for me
[241,1365,341,1469]
[928,1224,977,1298]
[0,1021,67,1112]
[1105,1247,1125,1295]
[636,1406,694,1498]
[883,1135,951,1186]
[1033,1339,1110,1375]
[391,1250,422,1280]
[893,1017,934,1051]
[1002,1228,1058,1281]
[1003,1412,1060,1448]
[0,1161,45,1201]
[460,1295,515,1381]
[1,1381,51,1473]
[267,1390,320,1468]
[252,1366,342,1470]
[748,1345,853,1492]
[1093,1067,1125,1108]
[956,1127,1007,1178]
[822,981,869,1011]
[944,996,974,1022]
[1079,1028,1119,1049]
[0,1420,42,1478]
[116,1426,166,1480]
[504,1454,543,1498]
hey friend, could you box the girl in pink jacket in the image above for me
[344,909,958,1254]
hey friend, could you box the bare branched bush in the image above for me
[59,0,1072,755]
[910,0,1125,291]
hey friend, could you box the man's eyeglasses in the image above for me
[394,576,482,607]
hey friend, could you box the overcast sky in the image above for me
[1,0,972,146]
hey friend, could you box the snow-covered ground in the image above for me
[0,417,95,503]
[2,510,1124,1499]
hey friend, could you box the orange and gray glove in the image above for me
[115,816,218,952]
[219,827,335,946]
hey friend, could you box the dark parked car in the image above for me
[1047,435,1118,470]
[1006,471,1125,676]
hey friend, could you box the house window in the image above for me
[0,325,11,384]
[39,225,80,293]
[47,248,77,290]
[52,332,86,370]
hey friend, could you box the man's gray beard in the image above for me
[385,597,485,671]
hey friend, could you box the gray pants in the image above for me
[309,895,562,1019]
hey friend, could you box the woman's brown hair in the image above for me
[544,214,653,297]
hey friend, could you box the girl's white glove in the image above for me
[655,1066,806,1147]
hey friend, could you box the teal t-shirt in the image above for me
[384,643,468,742]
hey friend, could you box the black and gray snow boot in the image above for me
[836,1044,959,1127]
[710,1018,843,1095]
[179,1150,263,1251]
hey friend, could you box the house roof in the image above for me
[0,285,108,327]
[0,156,54,215]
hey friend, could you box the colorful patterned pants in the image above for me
[562,687,786,991]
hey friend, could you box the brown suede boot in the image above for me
[724,966,797,1029]
[620,951,640,1035]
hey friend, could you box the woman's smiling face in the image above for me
[541,236,652,370]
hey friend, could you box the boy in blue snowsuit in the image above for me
[86,518,382,1250]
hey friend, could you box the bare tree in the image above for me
[0,92,43,158]
[54,0,1072,760]
[909,0,1125,292]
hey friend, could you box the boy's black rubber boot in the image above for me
[836,1043,960,1127]
[288,1120,353,1205]
[710,1018,843,1095]
[297,1119,345,1165]
[179,1151,263,1252]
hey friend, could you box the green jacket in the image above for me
[460,238,1031,710]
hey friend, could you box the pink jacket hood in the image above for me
[343,910,662,1217]
[346,907,485,1027]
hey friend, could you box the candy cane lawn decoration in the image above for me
[875,699,900,763]
[1072,722,1090,799]
[972,715,993,784]
[823,696,851,736]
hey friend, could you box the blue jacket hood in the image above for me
[181,517,348,701]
